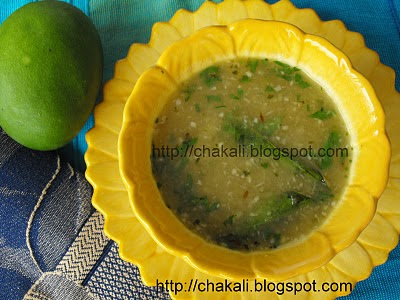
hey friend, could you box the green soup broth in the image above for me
[151,58,352,251]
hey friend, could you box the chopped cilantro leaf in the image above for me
[265,85,275,92]
[242,170,251,177]
[294,73,311,88]
[200,66,222,87]
[274,61,291,68]
[224,215,236,226]
[309,107,335,120]
[206,95,222,102]
[207,202,220,212]
[277,73,292,81]
[190,195,220,212]
[246,59,259,73]
[264,116,283,135]
[274,61,301,81]
[230,88,244,100]
[183,85,196,102]
[179,136,198,155]
[240,74,250,82]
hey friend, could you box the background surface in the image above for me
[1,0,400,299]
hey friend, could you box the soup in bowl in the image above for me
[119,20,390,280]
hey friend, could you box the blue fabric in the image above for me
[1,0,400,299]
[0,131,93,299]
[84,242,168,299]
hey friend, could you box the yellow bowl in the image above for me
[118,19,390,281]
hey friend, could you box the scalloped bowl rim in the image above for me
[118,19,390,281]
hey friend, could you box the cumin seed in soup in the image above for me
[152,58,352,251]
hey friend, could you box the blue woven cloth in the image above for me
[0,0,399,299]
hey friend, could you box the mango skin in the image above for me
[0,1,103,150]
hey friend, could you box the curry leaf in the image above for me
[320,131,340,170]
